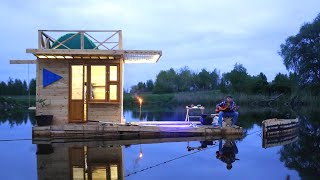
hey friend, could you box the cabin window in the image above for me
[87,64,120,103]
[109,84,118,101]
[110,165,118,180]
[91,167,107,179]
[71,65,83,100]
[109,65,118,81]
[90,65,106,100]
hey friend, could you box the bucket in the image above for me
[213,116,219,126]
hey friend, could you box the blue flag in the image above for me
[43,68,62,87]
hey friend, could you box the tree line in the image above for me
[0,78,36,95]
[130,64,298,95]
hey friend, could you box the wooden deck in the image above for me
[32,121,244,141]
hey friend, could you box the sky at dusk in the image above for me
[1,0,319,89]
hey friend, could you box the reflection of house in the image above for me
[11,30,161,124]
[37,145,124,180]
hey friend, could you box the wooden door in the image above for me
[69,65,85,122]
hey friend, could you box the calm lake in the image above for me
[0,106,319,180]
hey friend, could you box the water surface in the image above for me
[0,107,319,180]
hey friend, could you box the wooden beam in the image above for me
[10,60,37,64]
[26,49,162,55]
[119,30,123,50]
[39,30,121,32]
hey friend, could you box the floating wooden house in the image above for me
[11,30,162,125]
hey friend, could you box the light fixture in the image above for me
[124,54,160,63]
[47,55,55,59]
[37,55,47,59]
[74,56,82,59]
[99,56,108,59]
[64,56,73,59]
[56,55,64,59]
[91,56,99,59]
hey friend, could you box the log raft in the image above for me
[32,121,244,141]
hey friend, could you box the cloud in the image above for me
[1,0,320,88]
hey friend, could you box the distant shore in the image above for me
[1,91,318,110]
[124,91,318,108]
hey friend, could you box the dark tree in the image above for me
[248,72,269,94]
[279,13,320,85]
[176,67,193,92]
[0,81,7,95]
[195,69,212,90]
[223,63,250,93]
[29,78,36,95]
[270,73,292,94]
[209,69,220,90]
[153,68,178,94]
[146,79,154,91]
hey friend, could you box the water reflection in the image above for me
[262,118,299,149]
[125,106,297,128]
[187,139,240,170]
[34,135,244,179]
[0,110,36,126]
[279,116,320,178]
[216,139,239,170]
[37,144,124,180]
[1,106,318,179]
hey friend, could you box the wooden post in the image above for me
[80,31,84,49]
[119,30,123,50]
[28,64,30,107]
[38,30,42,49]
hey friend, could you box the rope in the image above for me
[0,138,32,142]
[244,129,262,137]
[125,144,219,177]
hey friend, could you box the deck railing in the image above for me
[38,30,123,50]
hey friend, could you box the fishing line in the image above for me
[125,144,219,177]
[0,138,32,142]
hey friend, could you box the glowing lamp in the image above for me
[138,97,143,105]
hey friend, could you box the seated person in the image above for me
[215,96,239,127]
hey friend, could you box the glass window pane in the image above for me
[72,167,84,180]
[110,165,118,180]
[110,65,118,81]
[109,85,117,101]
[92,167,106,180]
[91,66,106,100]
[72,65,83,100]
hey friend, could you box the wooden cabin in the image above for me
[11,30,161,125]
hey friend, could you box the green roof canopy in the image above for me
[51,33,96,49]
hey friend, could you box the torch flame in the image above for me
[137,97,143,105]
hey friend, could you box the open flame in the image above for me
[137,97,143,105]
